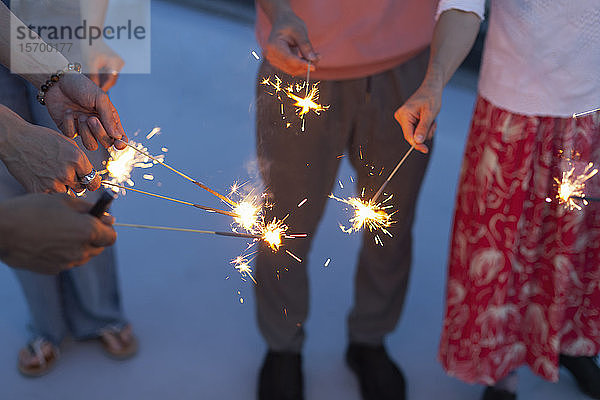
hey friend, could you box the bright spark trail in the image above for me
[116,140,236,207]
[554,162,599,210]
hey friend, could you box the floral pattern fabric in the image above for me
[439,96,600,384]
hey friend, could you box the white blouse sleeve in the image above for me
[436,0,486,21]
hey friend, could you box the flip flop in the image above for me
[98,324,138,360]
[17,337,60,378]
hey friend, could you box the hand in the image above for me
[0,193,117,274]
[0,107,101,193]
[83,40,125,92]
[44,72,128,151]
[394,71,443,154]
[265,9,319,76]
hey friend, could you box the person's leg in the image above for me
[348,48,431,345]
[345,49,431,400]
[24,84,134,356]
[254,61,359,399]
[12,270,69,345]
[254,61,357,352]
[0,65,67,375]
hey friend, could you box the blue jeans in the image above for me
[0,65,127,345]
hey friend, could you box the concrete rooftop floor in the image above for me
[0,1,591,399]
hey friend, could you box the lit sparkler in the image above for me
[100,138,164,193]
[261,62,329,130]
[101,182,238,218]
[554,162,598,210]
[116,140,236,207]
[329,194,394,246]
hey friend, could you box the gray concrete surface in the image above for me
[0,1,590,399]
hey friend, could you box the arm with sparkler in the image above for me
[257,0,319,76]
[0,2,128,151]
[0,104,101,193]
[394,8,482,154]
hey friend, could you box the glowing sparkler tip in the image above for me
[330,194,393,237]
[555,161,598,210]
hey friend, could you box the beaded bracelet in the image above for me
[36,62,82,105]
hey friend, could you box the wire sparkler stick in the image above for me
[116,140,236,207]
[570,196,600,202]
[114,223,262,239]
[305,61,311,97]
[371,145,415,202]
[573,107,600,118]
[101,181,237,217]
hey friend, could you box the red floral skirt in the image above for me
[439,96,600,384]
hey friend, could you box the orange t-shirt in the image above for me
[256,0,438,80]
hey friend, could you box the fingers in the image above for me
[87,116,114,149]
[62,195,94,213]
[66,141,101,191]
[88,217,117,247]
[63,110,77,139]
[95,91,125,141]
[266,42,311,76]
[100,71,119,92]
[100,213,115,226]
[100,58,123,91]
[294,34,319,65]
[113,135,129,150]
[394,107,427,153]
[77,115,98,151]
[414,110,434,144]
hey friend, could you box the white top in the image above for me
[438,0,600,117]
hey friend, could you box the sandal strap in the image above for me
[27,337,58,367]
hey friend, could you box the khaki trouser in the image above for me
[254,49,432,352]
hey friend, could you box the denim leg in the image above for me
[13,269,68,345]
[61,246,127,339]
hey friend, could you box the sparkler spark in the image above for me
[231,254,257,284]
[555,162,598,210]
[100,139,164,193]
[261,218,287,251]
[261,74,329,130]
[329,194,394,240]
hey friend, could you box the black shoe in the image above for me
[346,343,406,400]
[560,354,600,399]
[258,351,303,400]
[481,387,516,400]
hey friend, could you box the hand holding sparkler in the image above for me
[0,193,116,274]
[45,73,128,151]
[0,104,101,193]
[260,1,319,76]
[394,77,441,154]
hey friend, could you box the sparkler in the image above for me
[329,194,394,242]
[116,140,236,207]
[372,145,415,203]
[101,181,237,218]
[572,107,600,118]
[100,139,163,193]
[554,162,598,210]
[114,223,262,239]
[329,145,415,244]
[260,62,329,131]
